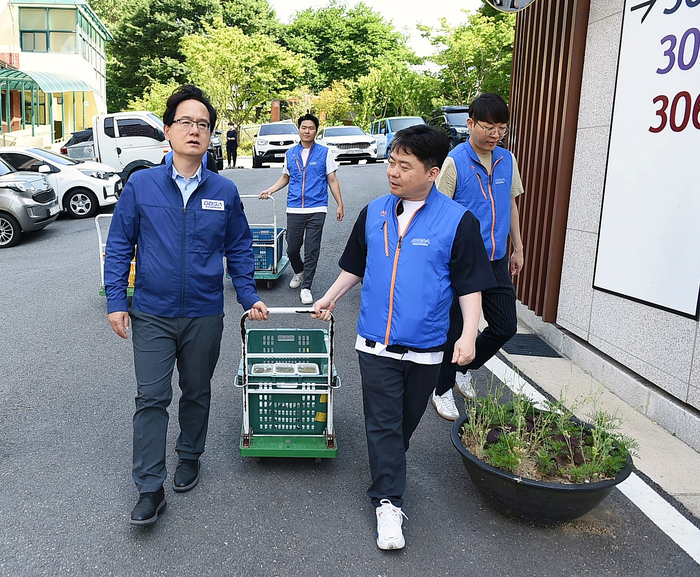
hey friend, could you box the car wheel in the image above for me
[65,188,99,219]
[0,213,21,248]
[366,158,376,164]
[252,155,262,169]
[448,139,456,151]
[216,158,224,171]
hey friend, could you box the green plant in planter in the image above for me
[460,386,638,484]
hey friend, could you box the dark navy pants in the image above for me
[435,255,517,396]
[285,212,326,290]
[358,351,439,508]
[130,308,224,493]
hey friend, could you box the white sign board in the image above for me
[595,0,700,318]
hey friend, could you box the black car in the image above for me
[428,106,470,149]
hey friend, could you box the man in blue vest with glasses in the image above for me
[431,92,525,421]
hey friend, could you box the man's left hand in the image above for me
[452,336,476,366]
[248,301,269,321]
[510,248,524,276]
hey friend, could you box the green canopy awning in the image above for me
[0,69,95,93]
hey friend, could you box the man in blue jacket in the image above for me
[312,125,495,550]
[259,113,344,305]
[105,85,268,526]
[431,92,525,421]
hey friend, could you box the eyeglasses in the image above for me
[475,121,509,136]
[172,118,211,132]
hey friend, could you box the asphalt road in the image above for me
[1,161,697,576]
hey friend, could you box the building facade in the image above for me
[0,0,112,147]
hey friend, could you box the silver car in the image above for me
[0,156,59,248]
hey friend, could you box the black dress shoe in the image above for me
[173,458,200,492]
[130,488,166,526]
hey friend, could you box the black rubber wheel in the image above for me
[0,213,21,248]
[252,153,262,169]
[216,158,224,171]
[64,188,99,219]
[266,280,273,289]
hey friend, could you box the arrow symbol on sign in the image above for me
[630,0,657,23]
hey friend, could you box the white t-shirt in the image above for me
[283,147,338,214]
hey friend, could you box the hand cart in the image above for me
[240,195,289,289]
[95,214,136,298]
[236,307,340,460]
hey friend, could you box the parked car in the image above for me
[315,125,377,164]
[369,116,426,160]
[428,106,470,149]
[0,156,59,248]
[0,147,122,219]
[252,122,300,168]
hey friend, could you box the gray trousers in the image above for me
[130,308,224,493]
[285,211,327,290]
[358,351,439,508]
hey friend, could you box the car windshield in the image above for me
[259,124,299,136]
[324,127,365,137]
[445,112,470,125]
[29,148,79,166]
[389,118,424,131]
[0,156,15,176]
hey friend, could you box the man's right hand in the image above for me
[108,311,130,339]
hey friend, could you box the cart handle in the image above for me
[239,307,337,389]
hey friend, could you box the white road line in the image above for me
[484,355,700,566]
[618,473,700,564]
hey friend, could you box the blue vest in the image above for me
[450,141,513,261]
[358,187,466,349]
[286,143,329,209]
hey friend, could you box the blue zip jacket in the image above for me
[286,143,329,209]
[358,187,467,349]
[105,157,260,317]
[450,140,513,261]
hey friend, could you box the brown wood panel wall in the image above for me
[508,0,590,322]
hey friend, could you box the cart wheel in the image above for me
[266,280,273,289]
[314,457,322,464]
[254,457,261,463]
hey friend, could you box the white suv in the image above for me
[252,122,300,168]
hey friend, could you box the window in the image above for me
[0,153,42,172]
[19,8,76,53]
[103,117,115,138]
[117,118,160,139]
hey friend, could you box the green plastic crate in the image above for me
[248,389,329,435]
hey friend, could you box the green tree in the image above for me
[107,0,222,111]
[421,10,515,104]
[315,81,354,125]
[281,1,414,91]
[221,0,280,36]
[181,19,305,130]
[127,80,181,116]
[354,60,439,128]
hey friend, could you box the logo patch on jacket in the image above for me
[202,199,225,211]
[411,237,430,247]
[495,177,506,185]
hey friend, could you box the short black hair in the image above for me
[468,93,509,125]
[390,124,449,171]
[163,85,217,130]
[297,113,319,130]
[228,121,234,126]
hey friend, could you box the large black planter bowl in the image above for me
[451,414,634,525]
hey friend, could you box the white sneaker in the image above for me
[375,499,407,550]
[300,288,313,305]
[431,389,460,420]
[289,272,303,289]
[455,370,476,399]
